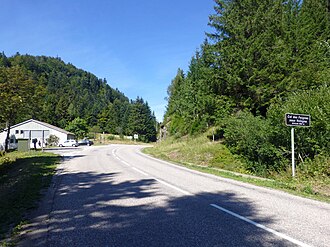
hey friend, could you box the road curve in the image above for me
[18,144,330,247]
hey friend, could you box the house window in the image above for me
[23,131,30,139]
[15,130,19,134]
[20,130,24,134]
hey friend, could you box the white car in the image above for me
[58,140,78,147]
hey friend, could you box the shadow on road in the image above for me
[19,171,294,247]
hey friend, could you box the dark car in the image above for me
[78,139,94,146]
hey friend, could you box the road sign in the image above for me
[285,113,311,177]
[285,113,311,127]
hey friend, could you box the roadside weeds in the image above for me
[143,143,330,203]
[0,151,60,246]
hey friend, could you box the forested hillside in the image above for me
[165,0,330,176]
[0,53,156,142]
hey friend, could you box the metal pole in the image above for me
[29,130,31,152]
[291,128,295,177]
[42,130,44,152]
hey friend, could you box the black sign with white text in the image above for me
[285,113,311,127]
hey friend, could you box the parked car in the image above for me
[78,139,94,146]
[58,139,78,147]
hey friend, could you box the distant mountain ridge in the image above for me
[0,53,157,142]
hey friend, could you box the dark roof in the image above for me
[8,119,74,135]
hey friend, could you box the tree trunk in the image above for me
[4,120,10,152]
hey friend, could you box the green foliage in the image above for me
[107,135,116,141]
[167,115,186,137]
[65,117,89,139]
[300,155,330,178]
[0,54,157,143]
[165,42,219,135]
[166,0,330,128]
[267,85,330,159]
[0,65,40,151]
[46,134,60,146]
[145,138,330,201]
[127,97,157,142]
[1,54,130,131]
[164,0,330,178]
[145,134,245,172]
[222,86,330,176]
[0,66,36,125]
[223,111,285,175]
[0,152,60,239]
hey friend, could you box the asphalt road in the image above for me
[18,145,330,247]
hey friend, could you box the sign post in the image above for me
[285,113,311,177]
[291,128,295,177]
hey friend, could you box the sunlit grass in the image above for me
[145,134,246,172]
[144,134,330,203]
[0,151,60,243]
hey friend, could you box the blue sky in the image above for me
[0,0,215,121]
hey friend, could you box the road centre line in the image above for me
[210,204,312,247]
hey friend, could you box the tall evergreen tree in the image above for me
[128,97,156,142]
[165,0,330,137]
[292,0,330,89]
[208,0,290,115]
[0,53,158,143]
[165,41,219,135]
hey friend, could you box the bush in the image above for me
[107,135,116,141]
[168,115,187,136]
[189,118,207,135]
[300,155,330,178]
[267,85,330,161]
[46,134,59,146]
[221,85,330,177]
[222,111,285,175]
[165,86,329,178]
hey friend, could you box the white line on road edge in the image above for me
[112,148,191,196]
[155,178,192,196]
[210,204,312,247]
[132,167,149,176]
[112,149,132,167]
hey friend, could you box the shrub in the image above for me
[267,85,330,160]
[300,155,330,178]
[221,85,330,177]
[46,134,59,146]
[107,135,116,141]
[222,111,285,175]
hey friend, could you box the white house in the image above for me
[0,119,75,149]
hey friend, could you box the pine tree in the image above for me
[208,0,290,116]
[128,97,156,142]
[292,0,330,89]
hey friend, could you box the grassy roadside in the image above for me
[92,133,145,146]
[143,135,330,203]
[0,151,61,244]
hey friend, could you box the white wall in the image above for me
[0,121,71,148]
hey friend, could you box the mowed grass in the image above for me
[145,135,245,172]
[0,151,60,241]
[144,134,330,203]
